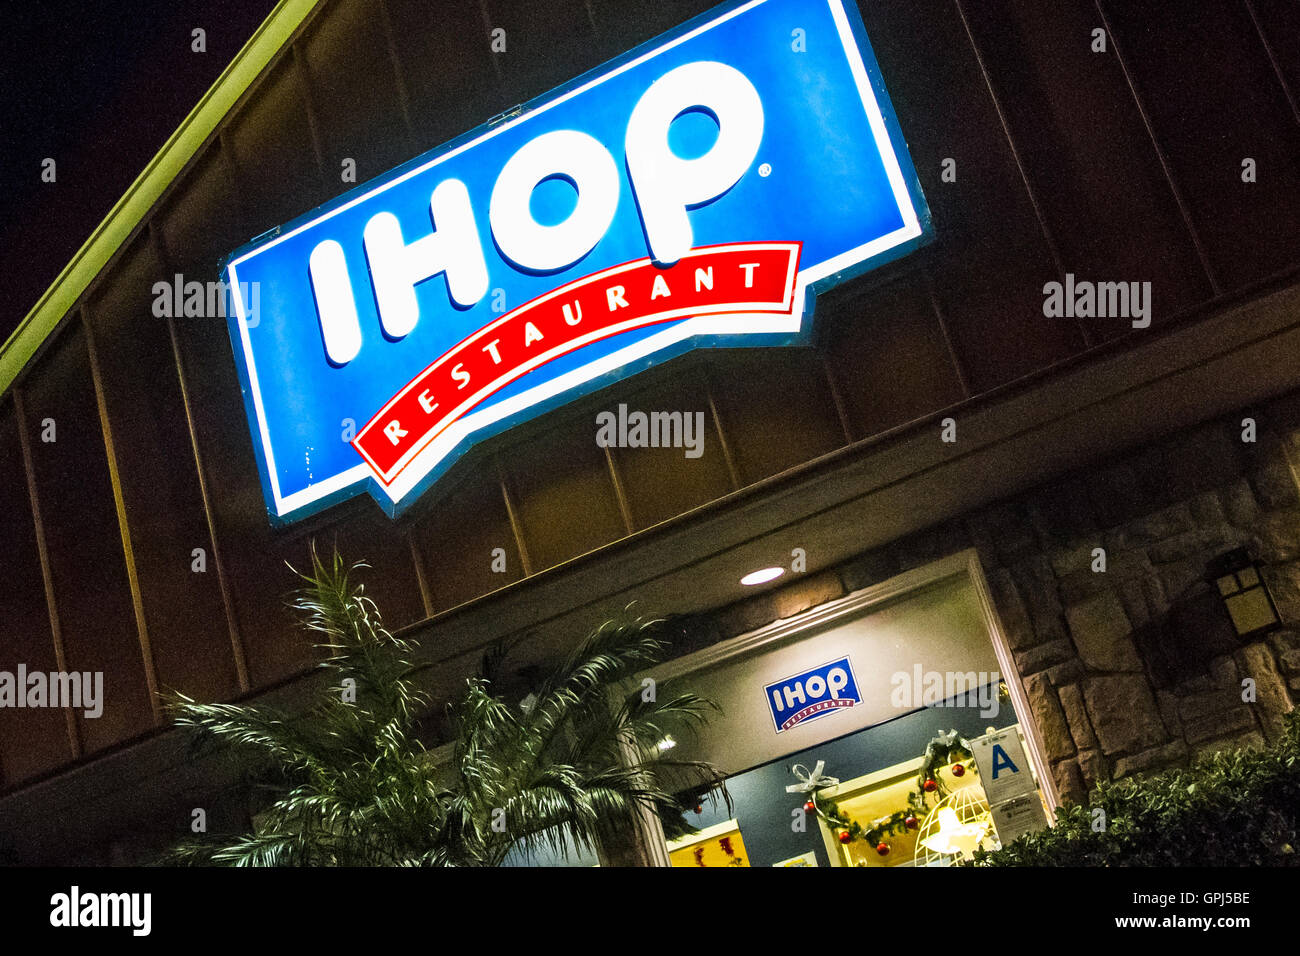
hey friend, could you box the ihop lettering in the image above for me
[329,61,788,482]
[765,657,861,733]
[313,61,763,365]
[222,0,929,522]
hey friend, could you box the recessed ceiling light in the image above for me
[741,566,785,586]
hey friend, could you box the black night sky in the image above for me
[0,0,279,343]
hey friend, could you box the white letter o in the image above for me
[489,129,620,273]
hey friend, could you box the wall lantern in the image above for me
[1206,548,1282,639]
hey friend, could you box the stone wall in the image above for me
[692,390,1300,807]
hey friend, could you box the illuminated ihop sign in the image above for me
[766,656,861,733]
[222,0,930,523]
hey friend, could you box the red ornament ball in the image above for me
[838,830,852,844]
[694,804,703,815]
[803,800,816,813]
[923,778,938,792]
[904,815,918,830]
[952,762,966,777]
[876,842,890,856]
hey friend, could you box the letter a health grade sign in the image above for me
[221,0,931,524]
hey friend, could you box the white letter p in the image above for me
[626,61,763,266]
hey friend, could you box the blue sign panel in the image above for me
[222,0,931,523]
[765,656,861,733]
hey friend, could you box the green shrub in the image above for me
[973,709,1300,866]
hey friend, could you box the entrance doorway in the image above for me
[653,550,1057,867]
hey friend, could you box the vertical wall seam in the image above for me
[407,530,436,619]
[83,306,164,725]
[1094,0,1222,296]
[152,223,252,694]
[603,444,636,535]
[701,366,742,491]
[1243,0,1300,129]
[290,42,331,192]
[951,0,1088,349]
[376,0,418,152]
[479,0,504,85]
[12,387,82,759]
[215,133,254,241]
[925,267,972,398]
[820,352,855,445]
[496,454,533,576]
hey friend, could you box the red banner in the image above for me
[353,241,801,483]
[780,697,856,731]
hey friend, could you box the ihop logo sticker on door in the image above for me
[221,0,930,524]
[765,656,861,733]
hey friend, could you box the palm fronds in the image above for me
[164,547,726,866]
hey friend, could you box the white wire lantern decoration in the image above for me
[914,785,998,867]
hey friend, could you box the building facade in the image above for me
[2,0,1300,864]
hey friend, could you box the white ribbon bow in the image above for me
[785,760,840,795]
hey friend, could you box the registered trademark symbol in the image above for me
[758,163,772,177]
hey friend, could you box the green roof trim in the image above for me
[0,0,321,397]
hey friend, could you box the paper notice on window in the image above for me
[989,793,1049,846]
